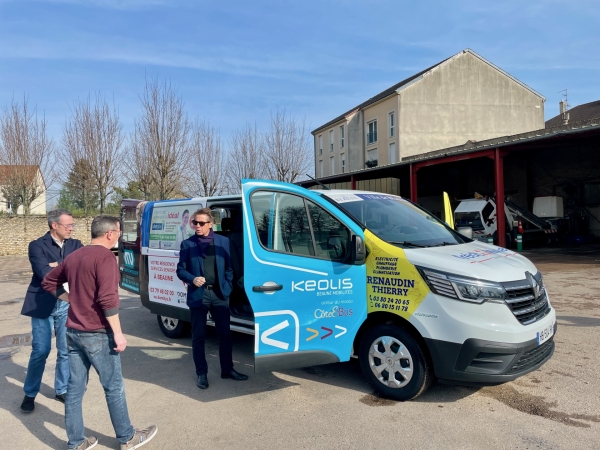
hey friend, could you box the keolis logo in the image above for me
[291,278,353,292]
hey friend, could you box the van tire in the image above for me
[359,324,432,401]
[157,315,190,339]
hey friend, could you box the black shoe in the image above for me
[221,369,248,381]
[55,393,66,404]
[197,374,209,389]
[20,395,35,413]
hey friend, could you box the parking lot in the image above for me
[1,247,599,450]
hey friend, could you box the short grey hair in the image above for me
[91,215,120,239]
[47,209,72,228]
[193,208,214,222]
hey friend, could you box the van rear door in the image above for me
[119,199,143,294]
[242,180,367,373]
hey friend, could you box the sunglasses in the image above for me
[192,220,210,226]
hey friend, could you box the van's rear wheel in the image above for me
[157,315,190,339]
[359,324,432,401]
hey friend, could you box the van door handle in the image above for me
[252,284,283,292]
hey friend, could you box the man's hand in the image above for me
[58,292,69,303]
[49,262,58,268]
[113,332,127,352]
[193,276,206,287]
[106,315,126,352]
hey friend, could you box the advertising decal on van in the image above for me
[148,255,188,308]
[149,206,196,250]
[364,230,429,318]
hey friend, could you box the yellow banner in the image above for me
[365,230,430,319]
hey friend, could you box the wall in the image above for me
[0,170,47,215]
[399,51,545,159]
[362,95,400,167]
[0,191,46,215]
[347,110,364,172]
[0,215,92,256]
[314,119,349,177]
[309,178,400,196]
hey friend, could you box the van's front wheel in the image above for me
[359,324,432,401]
[157,315,190,339]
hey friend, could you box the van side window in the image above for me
[307,201,350,260]
[481,203,495,226]
[251,191,315,257]
[250,190,350,261]
[121,206,139,244]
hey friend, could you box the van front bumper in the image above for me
[424,322,556,385]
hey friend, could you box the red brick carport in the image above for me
[301,120,600,248]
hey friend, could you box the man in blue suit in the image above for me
[20,209,84,413]
[176,208,248,389]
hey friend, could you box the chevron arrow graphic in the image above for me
[334,325,347,338]
[321,327,333,339]
[261,320,290,350]
[306,328,319,341]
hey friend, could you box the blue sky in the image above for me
[1,0,599,153]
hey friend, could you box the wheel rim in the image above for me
[161,316,179,331]
[368,335,414,388]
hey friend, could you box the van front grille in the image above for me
[502,276,551,325]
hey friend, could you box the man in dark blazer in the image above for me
[20,209,84,413]
[176,207,248,389]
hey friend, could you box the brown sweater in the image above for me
[42,245,120,332]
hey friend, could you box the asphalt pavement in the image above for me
[0,247,599,449]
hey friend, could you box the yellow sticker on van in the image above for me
[365,230,429,319]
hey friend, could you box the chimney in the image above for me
[560,100,569,125]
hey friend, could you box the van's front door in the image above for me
[242,180,366,373]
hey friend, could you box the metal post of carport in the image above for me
[494,148,506,248]
[410,163,418,203]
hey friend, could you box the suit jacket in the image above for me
[176,233,233,307]
[21,232,84,318]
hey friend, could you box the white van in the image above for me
[119,180,556,401]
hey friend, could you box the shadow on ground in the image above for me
[0,358,114,448]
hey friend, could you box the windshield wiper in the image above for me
[434,241,458,246]
[387,241,428,248]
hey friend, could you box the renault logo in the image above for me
[526,272,541,298]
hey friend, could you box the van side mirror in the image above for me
[457,227,473,239]
[351,235,366,264]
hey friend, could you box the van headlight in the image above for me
[416,267,505,304]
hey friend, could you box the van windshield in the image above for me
[325,192,464,248]
[454,211,485,231]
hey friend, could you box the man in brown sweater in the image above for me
[42,215,157,450]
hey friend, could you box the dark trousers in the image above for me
[189,290,234,376]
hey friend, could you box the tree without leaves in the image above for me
[127,77,191,200]
[225,122,267,193]
[188,120,225,197]
[0,96,55,215]
[62,94,124,213]
[264,109,312,184]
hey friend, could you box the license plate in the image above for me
[536,321,555,346]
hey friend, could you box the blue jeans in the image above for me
[23,299,69,397]
[65,329,135,449]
